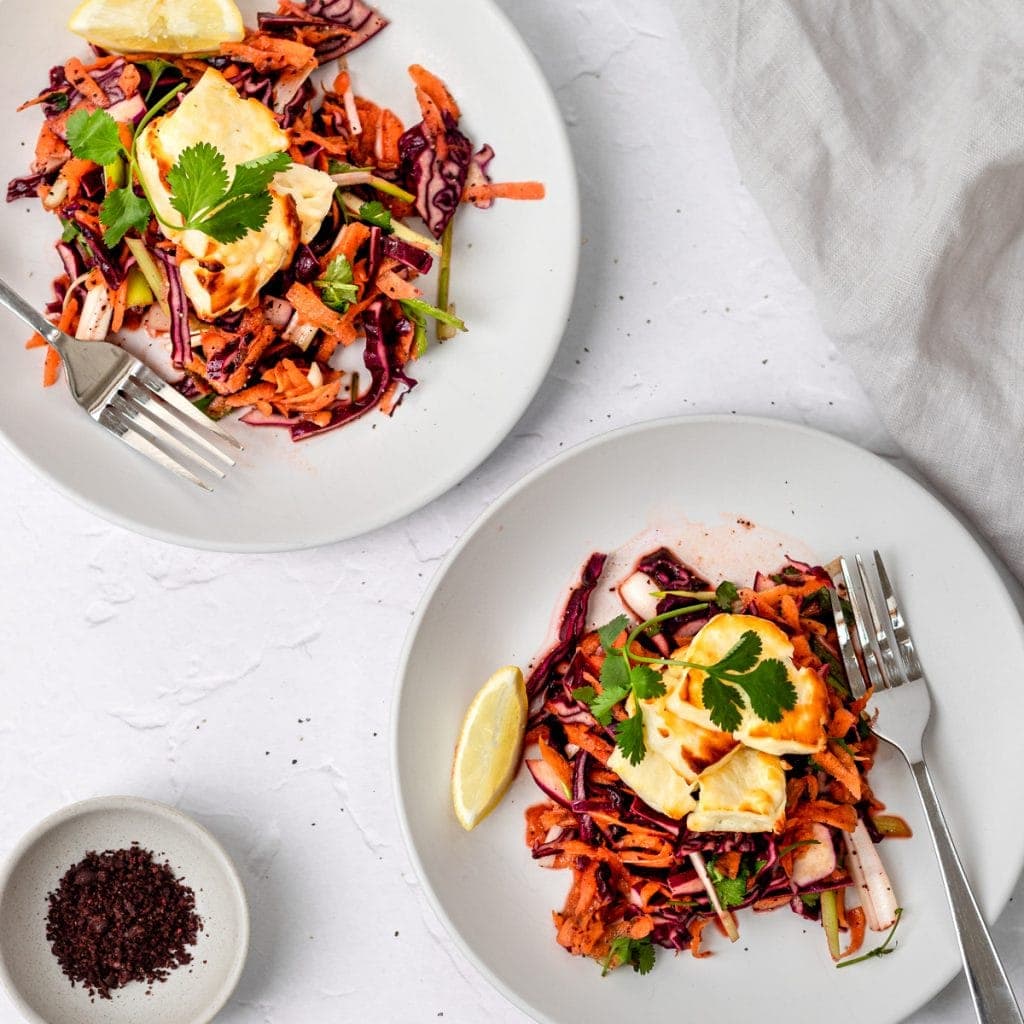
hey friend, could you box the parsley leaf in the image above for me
[167,142,230,223]
[357,199,392,230]
[615,709,646,766]
[316,255,359,311]
[715,579,740,611]
[99,187,152,247]
[602,935,656,977]
[66,108,125,166]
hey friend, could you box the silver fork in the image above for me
[0,277,241,490]
[830,552,1022,1024]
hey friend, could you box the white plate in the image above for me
[393,415,1024,1024]
[0,0,577,551]
[0,796,249,1024]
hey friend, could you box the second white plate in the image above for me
[0,0,578,550]
[394,415,1024,1024]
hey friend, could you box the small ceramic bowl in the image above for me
[0,796,249,1024]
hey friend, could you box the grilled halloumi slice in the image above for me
[664,614,828,757]
[135,68,335,319]
[687,745,787,833]
[641,694,738,785]
[607,744,697,820]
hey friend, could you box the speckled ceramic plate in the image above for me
[0,0,577,551]
[0,796,249,1024]
[394,415,1024,1024]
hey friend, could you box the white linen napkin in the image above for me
[675,1,1024,578]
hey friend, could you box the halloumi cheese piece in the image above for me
[641,694,738,785]
[664,614,828,756]
[687,746,787,833]
[135,68,335,318]
[607,745,697,820]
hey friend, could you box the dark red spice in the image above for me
[45,845,203,1000]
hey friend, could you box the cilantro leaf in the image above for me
[571,685,596,706]
[66,108,124,166]
[590,684,629,726]
[47,92,71,113]
[164,145,288,243]
[711,873,748,909]
[713,629,762,674]
[60,219,80,243]
[357,199,392,230]
[316,255,359,311]
[615,709,646,766]
[629,664,665,701]
[398,297,467,332]
[715,580,740,611]
[701,675,745,733]
[602,935,656,977]
[599,651,630,694]
[224,151,292,201]
[732,658,796,722]
[99,187,151,247]
[167,142,230,223]
[198,192,274,244]
[597,614,629,653]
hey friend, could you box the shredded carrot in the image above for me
[286,282,349,335]
[64,57,111,107]
[220,35,316,73]
[408,64,460,120]
[25,333,47,350]
[463,181,546,203]
[110,279,128,334]
[42,346,61,387]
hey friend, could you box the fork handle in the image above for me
[911,759,1023,1023]
[0,276,62,347]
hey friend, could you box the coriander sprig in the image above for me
[65,98,291,247]
[573,601,798,765]
[601,935,655,977]
[836,907,903,968]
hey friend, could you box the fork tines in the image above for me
[101,367,242,490]
[832,552,917,693]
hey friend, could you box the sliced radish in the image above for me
[618,571,660,622]
[689,852,739,941]
[790,824,837,887]
[525,759,571,808]
[844,819,899,931]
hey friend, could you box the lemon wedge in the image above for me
[68,0,245,54]
[451,665,527,831]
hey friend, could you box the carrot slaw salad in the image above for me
[523,548,909,975]
[7,0,543,440]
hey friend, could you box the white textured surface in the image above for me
[0,2,1018,1022]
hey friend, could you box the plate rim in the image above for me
[390,412,1024,1024]
[0,795,251,1024]
[0,0,580,552]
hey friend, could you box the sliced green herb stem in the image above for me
[436,219,456,341]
